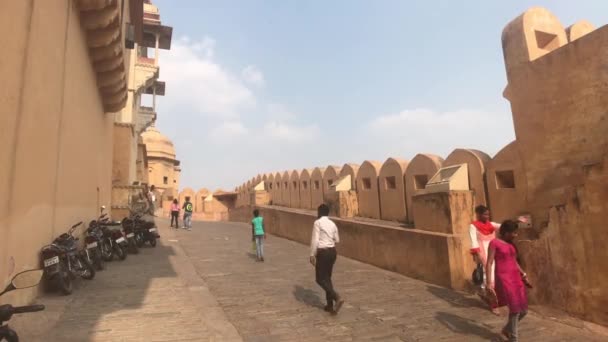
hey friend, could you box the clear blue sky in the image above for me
[151,0,607,191]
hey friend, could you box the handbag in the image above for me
[251,240,257,252]
[472,263,484,285]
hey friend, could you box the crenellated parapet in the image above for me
[228,7,608,327]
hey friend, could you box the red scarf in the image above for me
[472,220,496,235]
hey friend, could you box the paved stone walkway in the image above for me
[11,219,606,341]
[179,220,605,342]
[12,221,241,342]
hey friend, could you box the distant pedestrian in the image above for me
[310,204,344,314]
[170,198,180,228]
[486,220,533,342]
[251,209,265,262]
[182,196,193,230]
[148,185,156,216]
[469,205,500,314]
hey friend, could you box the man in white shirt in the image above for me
[310,204,344,314]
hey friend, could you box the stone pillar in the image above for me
[325,190,358,218]
[251,190,271,206]
[412,190,475,290]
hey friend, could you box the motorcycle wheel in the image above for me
[94,249,105,271]
[101,240,113,261]
[78,255,96,280]
[150,238,157,247]
[56,265,73,295]
[0,325,19,342]
[114,244,127,260]
[129,238,139,254]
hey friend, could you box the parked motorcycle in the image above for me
[0,269,45,341]
[98,217,128,261]
[41,221,95,295]
[126,213,159,248]
[121,218,140,254]
[84,220,106,271]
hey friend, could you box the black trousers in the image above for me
[170,211,179,227]
[315,247,338,306]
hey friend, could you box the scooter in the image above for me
[0,269,45,341]
[41,222,95,295]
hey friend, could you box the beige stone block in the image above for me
[444,149,490,207]
[379,157,409,222]
[412,191,474,235]
[405,154,444,222]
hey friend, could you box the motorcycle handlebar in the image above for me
[71,221,83,229]
[12,304,45,314]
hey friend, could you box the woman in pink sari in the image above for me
[486,220,532,342]
[469,205,500,314]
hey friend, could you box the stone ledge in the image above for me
[230,205,473,291]
[76,0,128,113]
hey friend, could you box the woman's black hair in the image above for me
[500,219,522,263]
[499,219,519,236]
[475,205,489,215]
[173,198,178,204]
[253,209,259,217]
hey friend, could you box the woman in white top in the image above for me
[469,205,501,314]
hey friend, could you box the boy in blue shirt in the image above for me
[251,209,265,262]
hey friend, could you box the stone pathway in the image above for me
[10,219,606,341]
[12,221,241,342]
[178,220,606,342]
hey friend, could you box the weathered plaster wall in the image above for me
[112,124,136,186]
[299,169,313,209]
[0,1,114,305]
[566,20,595,42]
[310,167,325,210]
[266,174,275,203]
[274,172,283,206]
[281,171,290,207]
[147,159,177,192]
[379,158,409,222]
[412,191,474,236]
[289,170,301,209]
[356,161,382,219]
[339,163,359,191]
[404,154,444,223]
[502,11,608,325]
[486,141,528,223]
[135,140,148,184]
[444,149,491,208]
[322,165,341,199]
[230,206,472,290]
[195,188,209,213]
